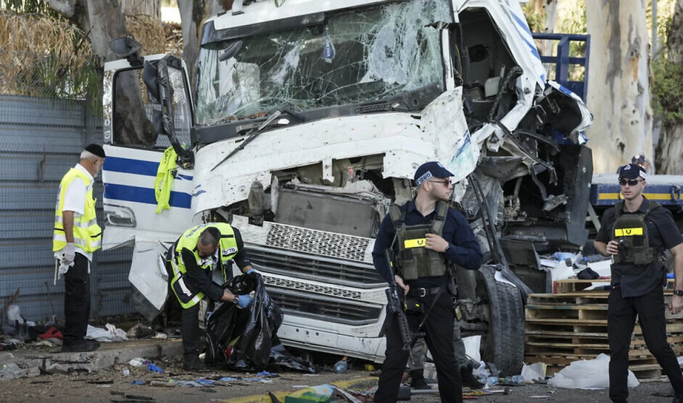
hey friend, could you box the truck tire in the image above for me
[480,265,525,376]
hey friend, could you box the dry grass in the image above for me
[0,10,182,97]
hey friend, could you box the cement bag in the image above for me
[548,353,639,389]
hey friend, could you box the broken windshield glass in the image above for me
[195,0,452,125]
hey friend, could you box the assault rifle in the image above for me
[384,248,413,351]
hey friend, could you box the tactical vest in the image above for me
[390,201,449,281]
[53,167,102,254]
[169,223,239,309]
[610,200,661,266]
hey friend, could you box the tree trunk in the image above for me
[656,0,683,174]
[178,0,208,93]
[46,0,157,146]
[120,0,160,18]
[585,0,653,174]
[529,0,558,58]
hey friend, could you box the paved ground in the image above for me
[1,338,680,402]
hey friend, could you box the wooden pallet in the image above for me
[524,281,683,381]
[553,278,675,294]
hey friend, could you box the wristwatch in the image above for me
[232,295,240,305]
[674,290,683,297]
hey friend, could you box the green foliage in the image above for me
[0,0,60,18]
[522,3,545,33]
[652,56,683,126]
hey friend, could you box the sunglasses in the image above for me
[619,179,643,186]
[429,179,452,186]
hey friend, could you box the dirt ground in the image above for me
[1,360,679,403]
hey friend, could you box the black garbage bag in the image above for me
[205,273,315,373]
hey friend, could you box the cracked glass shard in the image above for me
[195,0,451,125]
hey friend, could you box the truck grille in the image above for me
[266,223,371,262]
[247,245,385,288]
[267,287,383,326]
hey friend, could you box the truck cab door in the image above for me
[101,54,196,316]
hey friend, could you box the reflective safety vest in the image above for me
[53,168,102,253]
[390,201,449,281]
[169,223,239,309]
[154,146,177,214]
[610,200,661,266]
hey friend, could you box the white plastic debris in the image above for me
[521,362,546,382]
[548,354,639,389]
[85,324,128,342]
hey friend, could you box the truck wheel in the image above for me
[480,265,525,376]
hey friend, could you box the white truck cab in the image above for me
[101,0,592,374]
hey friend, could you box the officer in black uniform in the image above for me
[372,161,483,403]
[594,163,683,403]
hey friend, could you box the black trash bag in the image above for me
[205,273,315,373]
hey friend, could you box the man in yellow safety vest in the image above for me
[53,144,106,353]
[167,223,256,371]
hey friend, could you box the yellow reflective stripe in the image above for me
[614,227,644,237]
[404,238,427,249]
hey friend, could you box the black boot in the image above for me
[460,364,485,389]
[410,369,431,390]
[182,355,210,372]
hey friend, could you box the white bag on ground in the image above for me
[548,354,639,389]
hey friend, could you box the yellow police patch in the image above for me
[614,227,643,237]
[404,238,427,248]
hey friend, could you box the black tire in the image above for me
[480,265,525,376]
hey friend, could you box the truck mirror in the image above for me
[142,61,160,103]
[109,36,143,67]
[219,40,244,62]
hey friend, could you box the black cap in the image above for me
[631,154,648,164]
[414,161,454,186]
[617,163,647,180]
[85,144,106,158]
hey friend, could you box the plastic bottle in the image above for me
[511,375,524,384]
[333,357,348,374]
[486,376,499,385]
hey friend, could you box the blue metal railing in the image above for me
[532,33,590,102]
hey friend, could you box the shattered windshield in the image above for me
[195,0,451,125]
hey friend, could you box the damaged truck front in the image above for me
[102,0,593,375]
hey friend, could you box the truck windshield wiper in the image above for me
[211,110,283,172]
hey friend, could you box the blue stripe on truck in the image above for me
[104,156,194,181]
[104,183,192,209]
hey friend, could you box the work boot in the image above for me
[460,363,485,389]
[182,357,210,372]
[409,369,431,390]
[61,340,100,353]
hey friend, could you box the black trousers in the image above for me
[375,291,462,403]
[181,303,202,362]
[608,286,683,402]
[63,254,91,345]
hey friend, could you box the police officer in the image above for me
[167,222,256,371]
[594,163,683,403]
[372,161,483,403]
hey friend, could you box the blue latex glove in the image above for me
[237,294,254,308]
[147,363,163,373]
[246,268,255,275]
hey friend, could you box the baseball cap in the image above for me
[414,161,454,186]
[617,163,647,180]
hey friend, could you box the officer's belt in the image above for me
[407,286,443,298]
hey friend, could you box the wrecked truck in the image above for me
[101,0,593,375]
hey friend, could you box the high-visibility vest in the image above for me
[169,223,239,309]
[53,168,102,253]
[154,146,177,213]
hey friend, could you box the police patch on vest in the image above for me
[404,238,427,249]
[614,227,644,237]
[222,247,237,256]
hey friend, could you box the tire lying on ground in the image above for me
[480,265,525,376]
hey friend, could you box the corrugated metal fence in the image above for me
[0,95,134,325]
